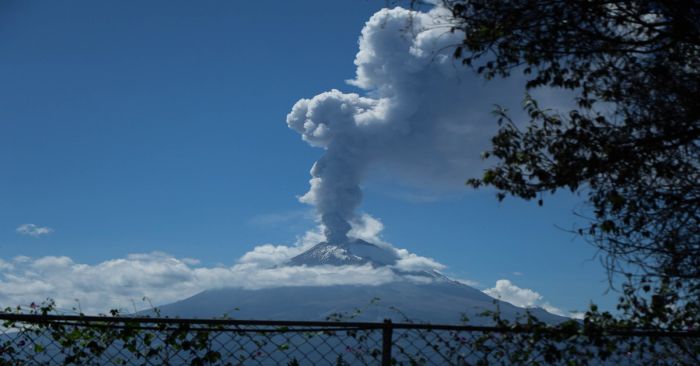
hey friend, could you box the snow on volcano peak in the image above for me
[288,239,398,267]
[286,239,453,284]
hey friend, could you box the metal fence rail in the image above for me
[1,313,699,365]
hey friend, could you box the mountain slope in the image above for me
[152,280,566,324]
[149,240,568,324]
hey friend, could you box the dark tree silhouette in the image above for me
[430,0,700,327]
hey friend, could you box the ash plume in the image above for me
[287,7,517,243]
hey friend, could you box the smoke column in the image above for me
[287,7,515,243]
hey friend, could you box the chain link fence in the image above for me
[1,313,699,365]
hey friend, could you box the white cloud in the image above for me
[0,259,13,271]
[453,278,480,287]
[485,279,542,308]
[484,279,584,319]
[0,218,451,315]
[16,224,53,237]
[540,303,566,317]
[0,251,399,315]
[392,249,446,272]
[347,213,389,246]
[238,244,308,267]
[181,258,201,266]
[348,214,447,273]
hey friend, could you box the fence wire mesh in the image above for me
[1,314,699,365]
[390,325,699,365]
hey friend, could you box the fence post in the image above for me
[381,318,393,366]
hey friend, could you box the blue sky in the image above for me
[1,1,615,315]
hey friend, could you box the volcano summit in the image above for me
[150,240,568,325]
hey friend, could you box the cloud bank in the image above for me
[287,6,519,243]
[0,218,573,317]
[0,252,398,315]
[0,216,448,314]
[0,250,576,318]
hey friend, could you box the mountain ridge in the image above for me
[146,239,569,325]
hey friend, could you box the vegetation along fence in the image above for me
[1,313,699,365]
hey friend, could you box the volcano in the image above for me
[149,240,568,324]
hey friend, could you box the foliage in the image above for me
[1,301,240,365]
[1,300,698,365]
[0,300,384,365]
[435,0,700,326]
